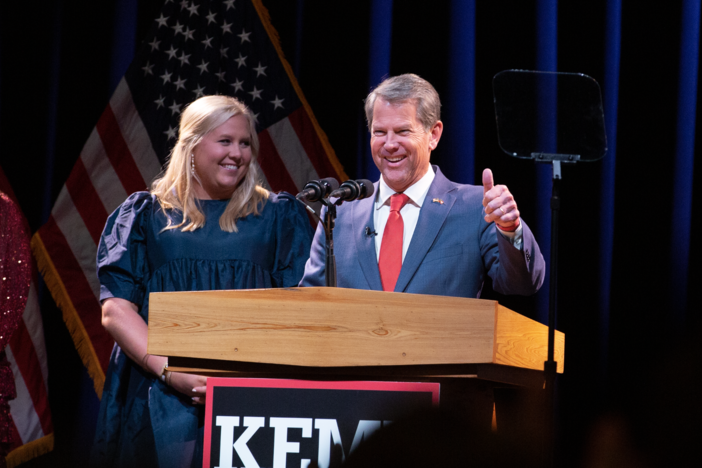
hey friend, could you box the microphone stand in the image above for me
[319,198,338,287]
[295,196,340,288]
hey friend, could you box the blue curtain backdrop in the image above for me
[1,0,699,466]
[359,0,393,182]
[533,0,558,327]
[443,0,476,185]
[599,0,621,386]
[671,0,699,325]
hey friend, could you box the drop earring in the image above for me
[191,153,195,176]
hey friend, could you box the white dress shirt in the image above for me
[373,166,523,262]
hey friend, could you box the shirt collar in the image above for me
[376,165,436,209]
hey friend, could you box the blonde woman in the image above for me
[91,95,313,468]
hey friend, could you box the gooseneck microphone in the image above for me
[330,179,375,201]
[295,177,340,202]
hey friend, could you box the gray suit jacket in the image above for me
[300,166,545,298]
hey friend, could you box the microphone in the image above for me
[296,177,339,202]
[365,227,378,237]
[330,179,375,201]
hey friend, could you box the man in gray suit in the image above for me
[300,73,544,299]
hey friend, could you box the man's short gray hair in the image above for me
[364,74,442,132]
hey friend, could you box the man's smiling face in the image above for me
[370,98,442,193]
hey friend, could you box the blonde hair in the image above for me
[151,95,269,232]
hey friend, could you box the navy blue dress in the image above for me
[91,191,313,468]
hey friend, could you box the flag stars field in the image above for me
[136,0,294,131]
[124,0,320,161]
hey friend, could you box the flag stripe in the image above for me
[287,107,342,181]
[257,129,299,195]
[96,105,148,194]
[37,220,111,372]
[6,346,46,443]
[50,188,101,301]
[7,322,52,436]
[18,283,49,387]
[81,128,129,215]
[110,79,163,186]
[64,158,109,244]
[267,114,319,191]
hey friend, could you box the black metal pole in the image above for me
[544,160,561,467]
[322,202,337,287]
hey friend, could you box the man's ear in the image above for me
[429,121,443,150]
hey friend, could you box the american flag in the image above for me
[0,169,53,467]
[5,278,54,467]
[31,0,347,396]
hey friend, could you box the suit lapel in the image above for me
[394,168,457,292]
[352,188,383,290]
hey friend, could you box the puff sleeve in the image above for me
[96,192,154,307]
[270,193,314,288]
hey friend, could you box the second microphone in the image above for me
[330,179,375,201]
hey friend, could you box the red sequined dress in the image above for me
[0,192,32,468]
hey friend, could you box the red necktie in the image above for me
[379,193,410,292]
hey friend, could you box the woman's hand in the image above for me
[101,298,209,404]
[167,372,208,405]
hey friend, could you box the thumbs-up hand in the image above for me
[482,168,520,232]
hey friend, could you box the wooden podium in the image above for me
[147,286,564,386]
[148,287,563,465]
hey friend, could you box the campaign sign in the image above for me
[204,378,440,468]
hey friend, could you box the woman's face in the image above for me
[192,114,253,200]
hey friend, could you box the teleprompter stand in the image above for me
[493,69,607,467]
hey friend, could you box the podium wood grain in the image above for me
[147,287,564,373]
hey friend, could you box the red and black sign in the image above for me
[204,378,439,468]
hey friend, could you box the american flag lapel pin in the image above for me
[432,198,444,205]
